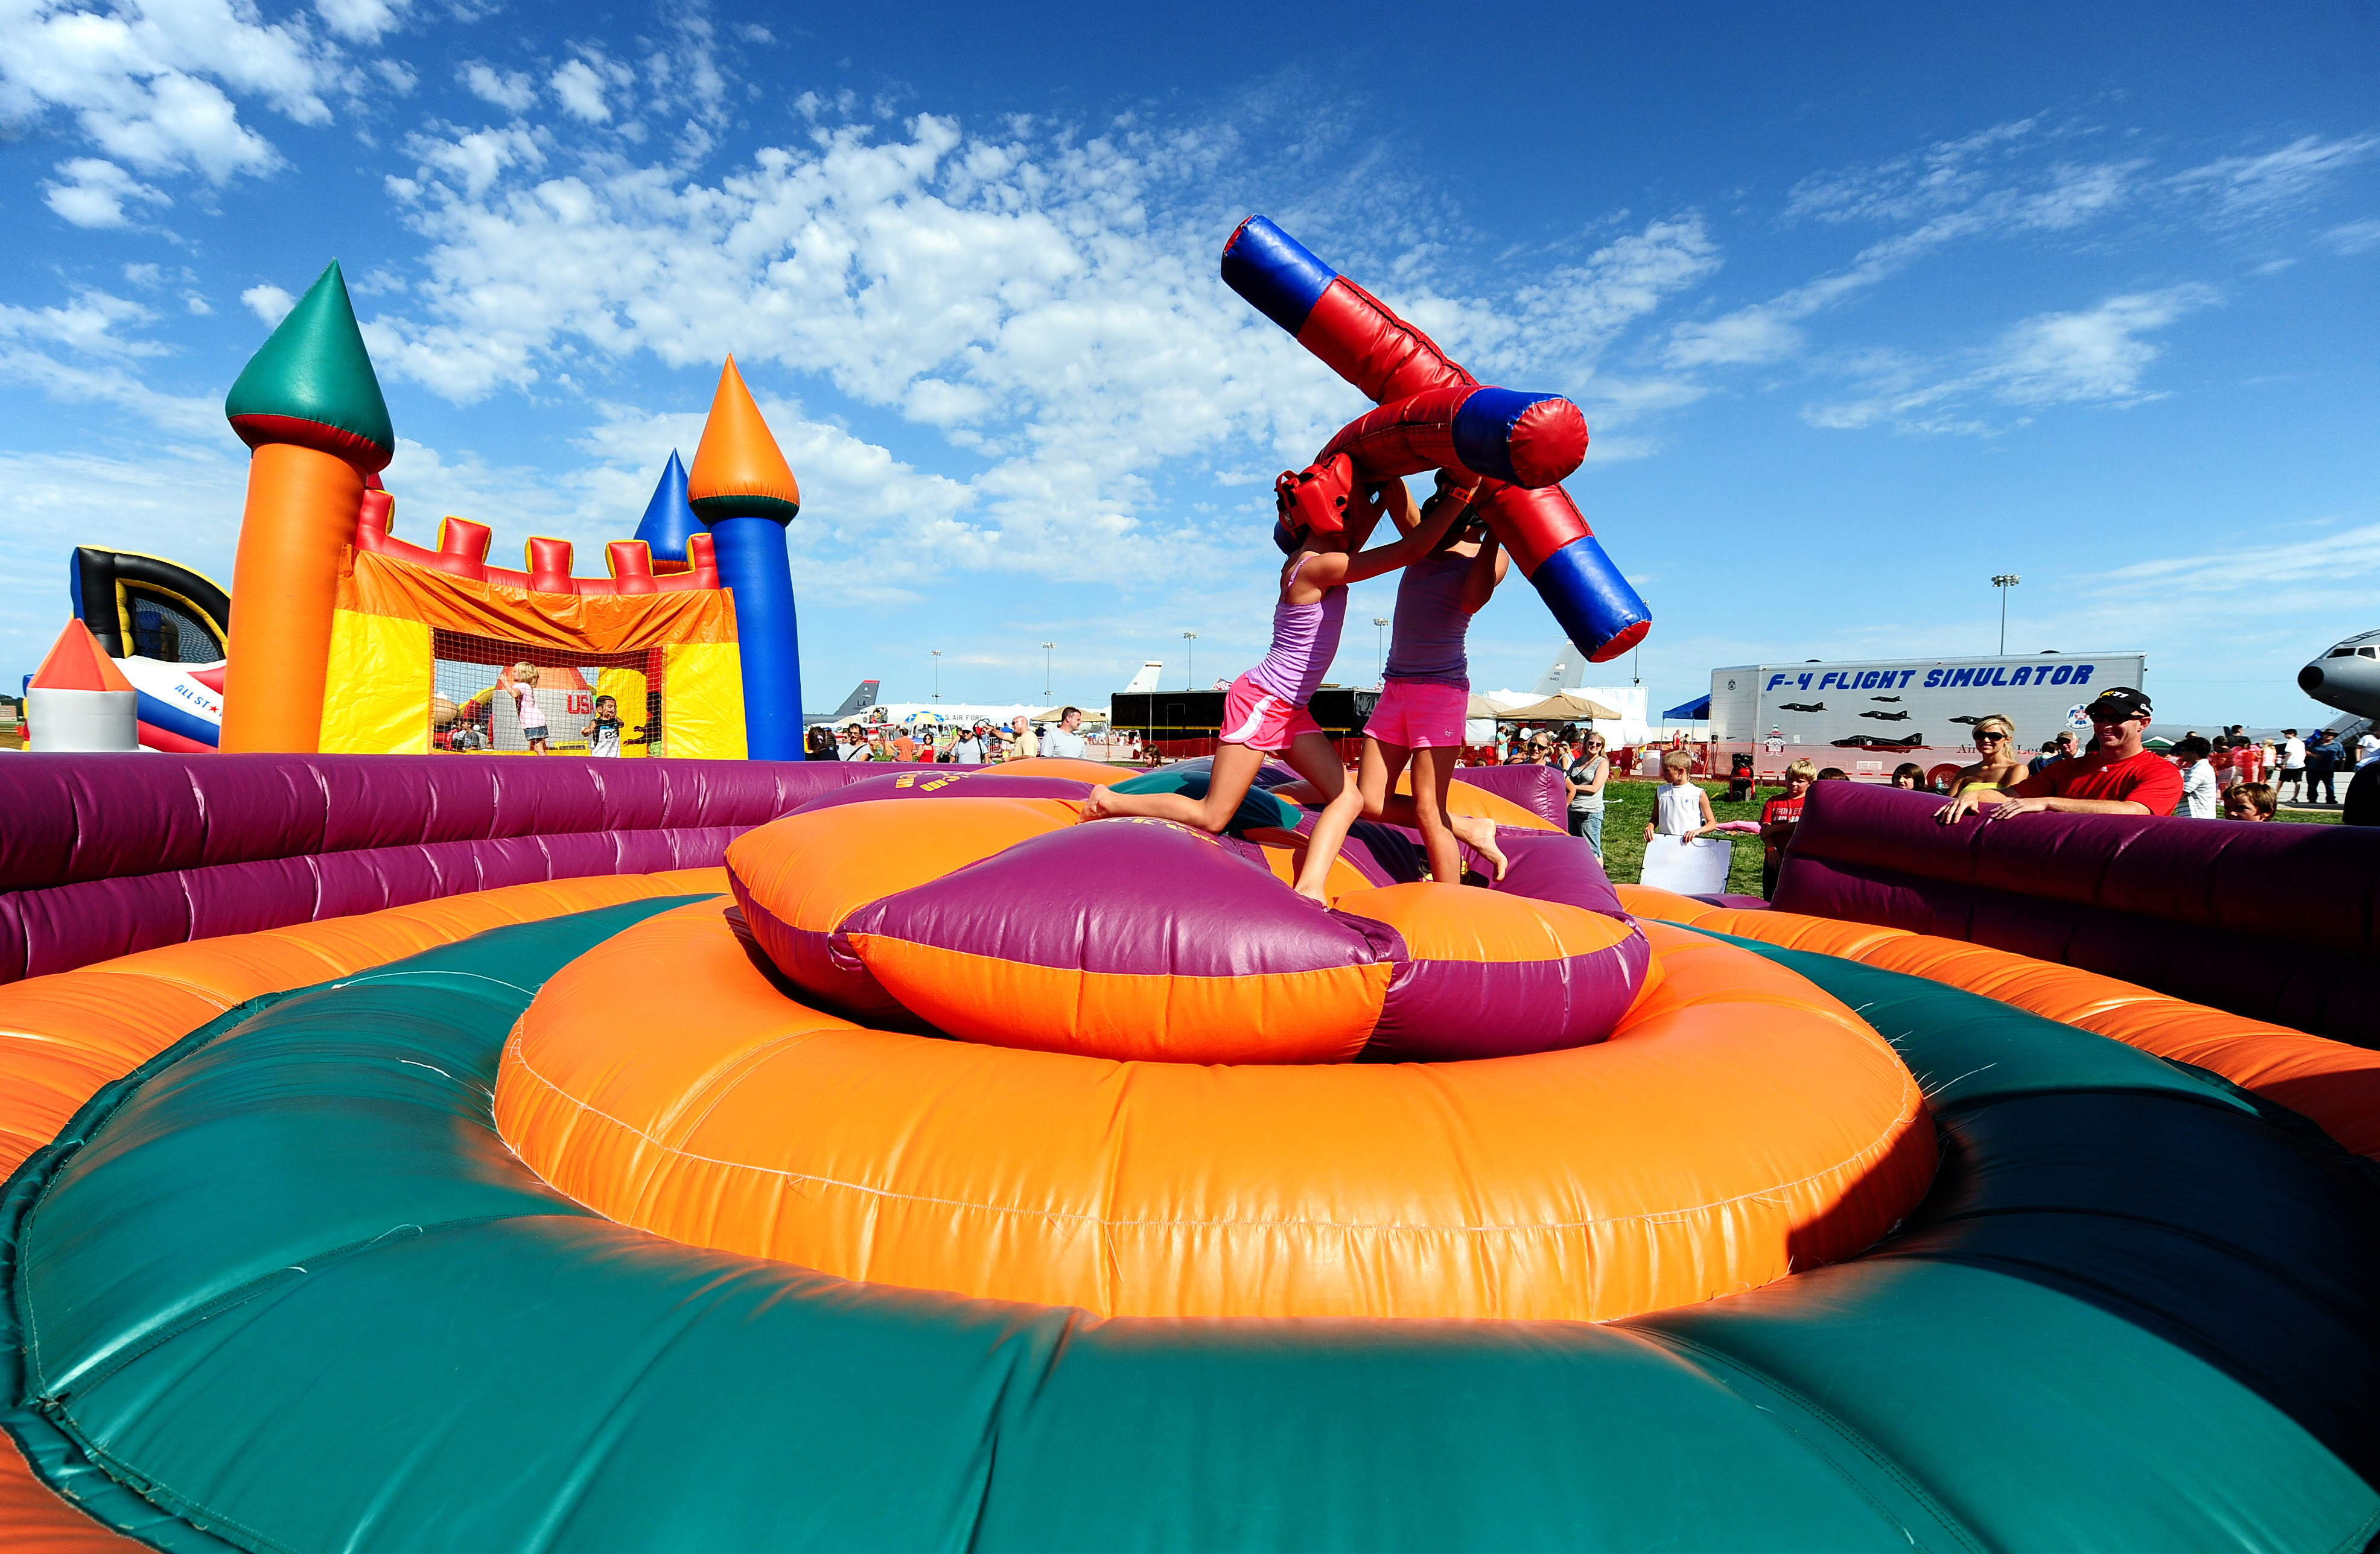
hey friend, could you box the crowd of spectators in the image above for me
[801,706,1131,765]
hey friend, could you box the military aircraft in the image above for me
[2299,633,2380,720]
[1860,709,1913,722]
[1776,701,1826,713]
[803,679,879,728]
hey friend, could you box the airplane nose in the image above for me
[2300,665,2326,692]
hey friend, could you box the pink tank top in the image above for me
[1382,550,1471,687]
[1247,554,1348,706]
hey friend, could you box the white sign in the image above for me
[1640,835,1731,896]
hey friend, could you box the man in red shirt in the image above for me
[1938,687,2183,823]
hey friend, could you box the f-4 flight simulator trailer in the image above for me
[1707,653,2148,781]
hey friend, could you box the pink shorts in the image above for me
[1365,678,1468,749]
[1220,671,1325,752]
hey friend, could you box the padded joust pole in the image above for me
[1222,217,1652,662]
[687,357,807,761]
[218,261,395,752]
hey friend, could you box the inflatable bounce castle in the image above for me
[18,262,814,765]
[1,227,2375,1554]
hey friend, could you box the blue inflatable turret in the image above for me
[633,449,703,565]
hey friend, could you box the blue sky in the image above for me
[4,0,2376,725]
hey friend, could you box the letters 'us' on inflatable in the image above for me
[1226,215,1653,662]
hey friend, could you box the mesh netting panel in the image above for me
[431,630,666,756]
[125,587,226,663]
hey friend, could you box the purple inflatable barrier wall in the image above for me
[1773,780,2380,1045]
[0,754,915,984]
[0,755,1581,986]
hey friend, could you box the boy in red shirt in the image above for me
[1759,759,1816,899]
[1937,687,2183,823]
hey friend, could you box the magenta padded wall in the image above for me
[0,755,1581,986]
[1772,779,2380,1045]
[0,754,911,983]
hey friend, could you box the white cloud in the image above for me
[395,121,544,197]
[2095,519,2380,597]
[0,288,162,357]
[1672,132,2151,370]
[1981,284,2221,406]
[459,62,535,113]
[43,156,170,226]
[1785,116,2043,225]
[0,343,220,434]
[1667,306,1802,369]
[0,0,340,184]
[2171,133,2380,220]
[550,53,631,124]
[2328,218,2380,255]
[313,0,406,43]
[1804,284,2219,433]
[241,282,295,323]
[1405,217,1720,392]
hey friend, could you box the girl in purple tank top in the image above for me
[1277,489,1511,886]
[1085,474,1471,903]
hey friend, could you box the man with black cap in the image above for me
[1938,687,2182,823]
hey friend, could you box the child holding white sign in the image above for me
[1645,749,1715,843]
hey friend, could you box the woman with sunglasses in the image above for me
[1945,714,2026,799]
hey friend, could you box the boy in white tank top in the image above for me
[1647,749,1714,843]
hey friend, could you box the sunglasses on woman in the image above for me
[1975,731,2006,743]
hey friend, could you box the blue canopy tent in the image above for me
[1662,694,1711,722]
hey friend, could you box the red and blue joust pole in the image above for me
[1221,216,1651,662]
[687,357,806,760]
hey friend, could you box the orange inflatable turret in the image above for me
[218,262,394,752]
[686,357,806,760]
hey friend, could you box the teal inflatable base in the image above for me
[5,905,2376,1553]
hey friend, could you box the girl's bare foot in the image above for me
[1454,816,1507,880]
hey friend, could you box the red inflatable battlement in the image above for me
[354,486,722,596]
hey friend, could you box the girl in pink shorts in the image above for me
[1285,486,1509,885]
[1085,474,1469,902]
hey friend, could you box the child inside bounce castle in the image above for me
[580,694,648,758]
[1276,473,1512,886]
[1083,468,1468,902]
[495,662,549,754]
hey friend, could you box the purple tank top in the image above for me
[1247,554,1348,705]
[1382,550,1471,687]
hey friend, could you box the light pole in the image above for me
[1040,641,1055,701]
[1372,617,1389,684]
[1182,632,1197,689]
[930,649,941,702]
[1991,574,2020,655]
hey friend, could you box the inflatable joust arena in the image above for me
[2,227,2376,1554]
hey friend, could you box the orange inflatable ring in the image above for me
[494,899,1934,1321]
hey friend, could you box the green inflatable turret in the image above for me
[224,260,395,473]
